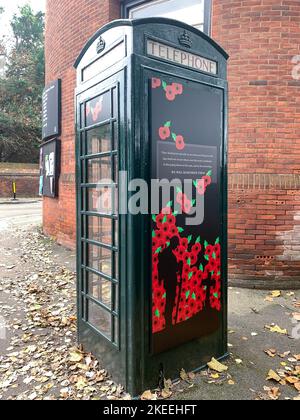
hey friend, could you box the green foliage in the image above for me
[0,4,44,163]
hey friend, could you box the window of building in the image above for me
[122,0,212,35]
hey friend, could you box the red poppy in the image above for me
[176,135,185,151]
[161,206,172,215]
[172,83,183,95]
[202,175,212,187]
[162,223,170,235]
[192,243,202,254]
[197,179,206,196]
[165,85,176,101]
[206,245,214,257]
[183,198,192,214]
[176,192,183,204]
[180,238,188,248]
[159,126,171,140]
[152,78,161,89]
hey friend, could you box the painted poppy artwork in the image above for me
[85,91,111,127]
[150,76,225,354]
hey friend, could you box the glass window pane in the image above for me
[112,87,118,119]
[85,91,111,127]
[114,219,118,248]
[87,187,113,214]
[87,157,112,184]
[113,123,118,151]
[114,252,119,280]
[113,316,119,345]
[87,272,112,308]
[87,125,111,155]
[129,0,205,29]
[88,300,111,338]
[113,154,118,182]
[88,216,112,245]
[88,244,112,277]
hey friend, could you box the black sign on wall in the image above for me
[42,79,61,140]
[39,138,61,198]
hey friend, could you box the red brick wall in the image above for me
[44,0,120,249]
[212,0,300,288]
[44,0,300,287]
[0,164,39,198]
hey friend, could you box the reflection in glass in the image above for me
[87,187,113,214]
[87,125,111,155]
[85,91,111,127]
[88,300,111,338]
[87,272,112,308]
[88,216,112,245]
[87,157,111,184]
[88,244,112,277]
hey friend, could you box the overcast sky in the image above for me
[0,0,46,38]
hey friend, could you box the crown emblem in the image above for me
[96,36,106,54]
[178,31,193,49]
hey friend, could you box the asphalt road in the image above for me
[0,201,42,231]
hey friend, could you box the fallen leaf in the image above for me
[228,380,235,386]
[69,350,83,363]
[141,390,157,401]
[180,369,189,381]
[265,325,287,335]
[271,291,281,298]
[294,382,300,392]
[265,349,277,358]
[188,372,196,380]
[266,370,281,383]
[207,358,228,373]
[285,377,299,385]
[235,359,243,365]
[161,389,172,399]
[292,313,300,321]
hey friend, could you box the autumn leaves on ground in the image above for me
[0,224,299,400]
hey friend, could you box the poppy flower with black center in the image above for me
[202,175,212,187]
[190,253,198,265]
[153,254,159,264]
[152,237,159,248]
[180,238,188,248]
[192,243,201,254]
[155,230,165,241]
[182,197,192,214]
[176,192,183,205]
[192,279,198,288]
[176,135,185,151]
[197,271,204,281]
[169,226,178,238]
[153,273,159,282]
[156,214,165,227]
[159,126,171,140]
[162,223,170,235]
[190,300,196,310]
[165,85,176,101]
[167,214,176,225]
[172,83,183,95]
[206,245,214,257]
[152,78,161,89]
[197,179,206,196]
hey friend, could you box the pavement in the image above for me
[0,200,42,231]
[0,202,299,400]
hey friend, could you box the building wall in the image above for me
[44,0,120,249]
[212,0,300,288]
[0,164,39,198]
[44,0,300,287]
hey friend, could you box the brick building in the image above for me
[44,0,300,288]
